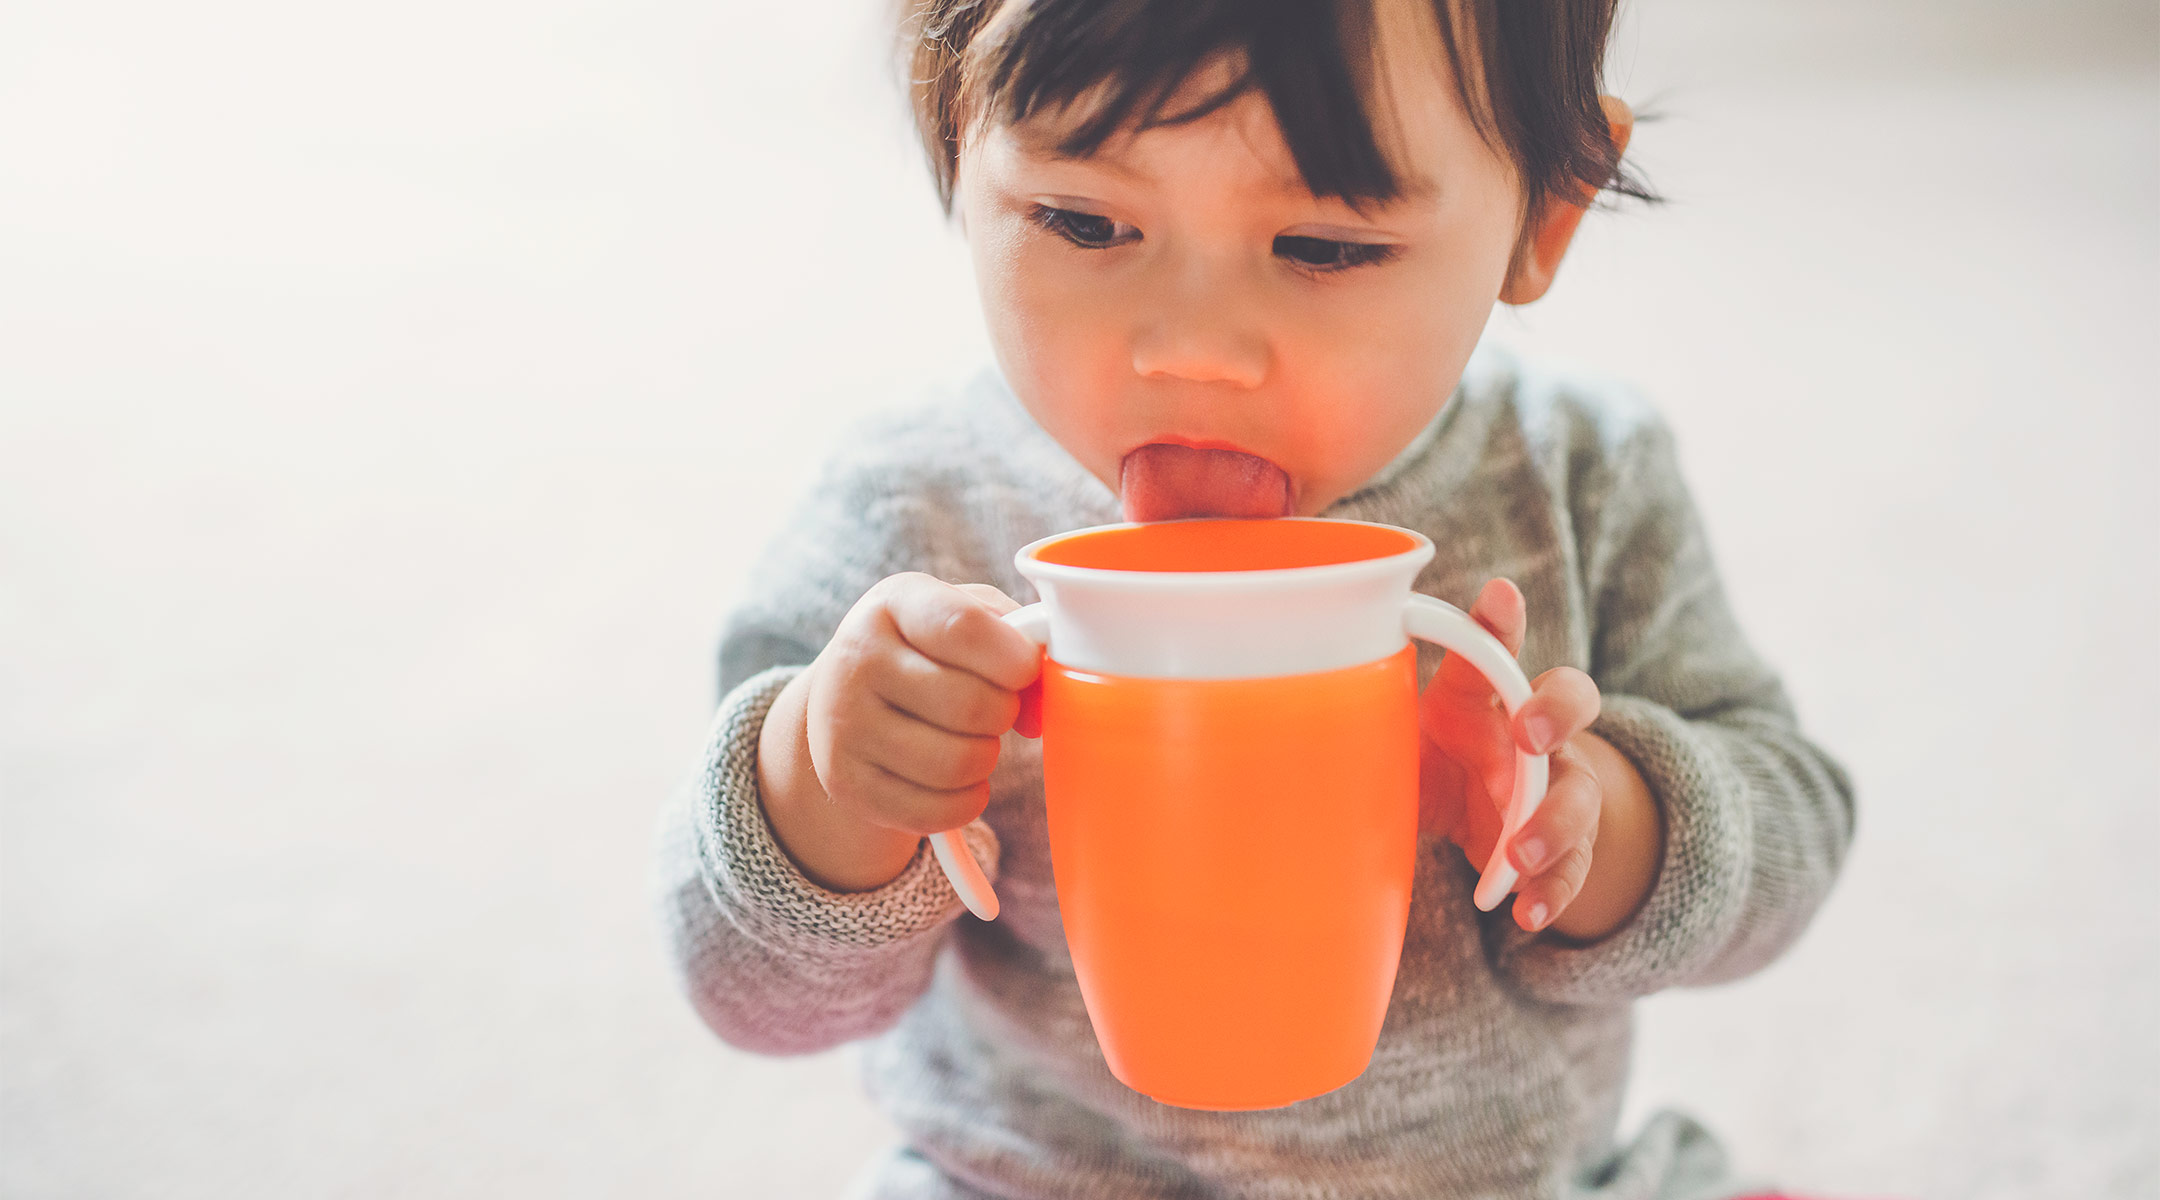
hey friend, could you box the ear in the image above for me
[1498,96,1634,305]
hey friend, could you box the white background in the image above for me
[3,0,2155,1196]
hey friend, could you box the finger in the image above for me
[955,582,1042,738]
[811,693,997,835]
[870,640,1023,738]
[848,697,1005,796]
[1418,694,1516,833]
[1508,744,1603,931]
[1505,740,1602,877]
[831,756,992,837]
[1511,666,1602,756]
[1470,577,1526,655]
[1426,578,1526,705]
[1513,840,1595,933]
[882,574,1040,691]
[1439,740,1508,869]
[1420,672,1512,746]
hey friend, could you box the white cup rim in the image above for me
[1014,516,1437,592]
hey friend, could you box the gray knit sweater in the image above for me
[650,337,1857,1199]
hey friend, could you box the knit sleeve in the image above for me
[648,415,1001,1055]
[650,663,999,1055]
[1490,412,1857,1006]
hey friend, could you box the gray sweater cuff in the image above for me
[696,665,1002,954]
[1490,692,1751,1005]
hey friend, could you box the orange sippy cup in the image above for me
[926,517,1548,1110]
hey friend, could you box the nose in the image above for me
[1129,254,1271,389]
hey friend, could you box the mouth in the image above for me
[1117,440,1294,523]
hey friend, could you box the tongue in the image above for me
[1119,443,1292,523]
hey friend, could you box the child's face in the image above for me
[956,1,1532,521]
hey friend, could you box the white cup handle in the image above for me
[928,602,1050,921]
[1402,593,1550,913]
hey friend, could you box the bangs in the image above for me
[952,0,1428,208]
[905,0,1654,235]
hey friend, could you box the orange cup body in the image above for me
[1039,644,1420,1110]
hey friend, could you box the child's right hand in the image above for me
[758,573,1042,892]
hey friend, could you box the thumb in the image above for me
[956,583,1042,739]
[1425,578,1526,709]
[955,582,1022,617]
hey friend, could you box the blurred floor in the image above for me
[2,1,2155,1197]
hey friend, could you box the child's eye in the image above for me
[1273,234,1402,274]
[1027,204,1141,250]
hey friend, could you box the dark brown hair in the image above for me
[900,0,1658,264]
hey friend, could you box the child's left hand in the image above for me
[1418,577,1605,933]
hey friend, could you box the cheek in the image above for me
[999,247,1114,363]
[1282,271,1454,401]
[975,231,1125,378]
[964,218,1130,471]
[1274,254,1500,494]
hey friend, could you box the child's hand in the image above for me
[801,573,1043,843]
[1417,578,1606,932]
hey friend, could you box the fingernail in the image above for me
[1526,902,1551,931]
[1512,835,1548,874]
[1524,714,1556,754]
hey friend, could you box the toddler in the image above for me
[653,0,1858,1195]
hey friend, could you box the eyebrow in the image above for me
[1010,131,1441,207]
